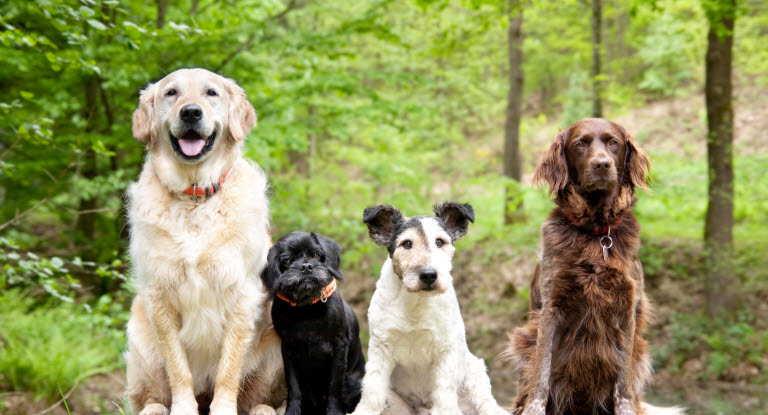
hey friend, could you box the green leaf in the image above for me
[87,19,107,31]
[79,6,95,18]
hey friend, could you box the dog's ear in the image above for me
[619,125,651,192]
[363,205,404,246]
[260,244,282,294]
[533,127,570,197]
[433,202,475,241]
[132,83,157,143]
[225,78,257,142]
[313,233,343,280]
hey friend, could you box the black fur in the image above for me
[433,201,475,241]
[262,232,365,415]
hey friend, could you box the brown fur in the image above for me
[506,119,653,415]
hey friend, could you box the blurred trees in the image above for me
[504,0,524,223]
[590,0,603,117]
[0,0,766,264]
[703,0,737,314]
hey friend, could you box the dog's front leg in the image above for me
[326,342,349,415]
[210,304,252,415]
[614,300,639,415]
[520,307,559,415]
[429,347,461,415]
[283,351,302,415]
[350,338,395,415]
[148,295,197,415]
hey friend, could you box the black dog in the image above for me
[261,231,365,415]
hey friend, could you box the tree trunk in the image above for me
[704,0,736,315]
[504,2,524,224]
[591,0,603,117]
[156,0,167,29]
[76,77,100,259]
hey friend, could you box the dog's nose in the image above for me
[180,104,203,123]
[419,268,437,285]
[300,263,313,274]
[591,156,612,171]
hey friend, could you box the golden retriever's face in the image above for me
[132,68,256,163]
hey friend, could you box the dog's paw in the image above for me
[284,404,301,415]
[249,404,278,415]
[210,399,238,415]
[431,405,461,415]
[488,407,512,415]
[615,397,636,415]
[169,399,198,415]
[139,403,170,415]
[520,398,546,415]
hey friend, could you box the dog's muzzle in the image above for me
[170,129,216,161]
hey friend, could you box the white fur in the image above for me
[642,403,686,415]
[352,219,508,415]
[125,69,284,415]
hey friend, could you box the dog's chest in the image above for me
[372,296,462,364]
[553,261,635,314]
[130,189,267,354]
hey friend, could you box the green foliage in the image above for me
[0,236,129,304]
[0,290,125,401]
[657,311,768,382]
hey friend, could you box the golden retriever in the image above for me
[125,68,286,415]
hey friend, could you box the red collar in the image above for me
[562,209,623,236]
[183,167,233,197]
[276,279,337,307]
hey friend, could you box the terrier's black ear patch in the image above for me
[433,201,475,241]
[363,205,405,246]
[313,233,343,280]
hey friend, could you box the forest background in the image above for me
[1,0,766,414]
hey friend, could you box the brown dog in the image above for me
[506,119,682,415]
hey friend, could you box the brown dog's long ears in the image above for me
[225,78,257,142]
[132,83,157,143]
[620,125,652,191]
[533,128,570,196]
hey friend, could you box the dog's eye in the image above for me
[435,238,445,248]
[312,253,321,260]
[401,240,412,249]
[608,139,619,146]
[166,89,177,96]
[207,89,218,97]
[282,259,292,268]
[574,141,585,148]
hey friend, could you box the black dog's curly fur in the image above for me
[262,231,365,415]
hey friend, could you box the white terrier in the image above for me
[351,202,509,415]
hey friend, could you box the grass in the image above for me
[0,290,124,402]
[636,152,768,243]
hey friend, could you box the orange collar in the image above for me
[276,279,337,307]
[183,167,233,197]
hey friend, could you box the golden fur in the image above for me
[124,68,285,415]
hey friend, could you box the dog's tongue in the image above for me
[178,133,206,156]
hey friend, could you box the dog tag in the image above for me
[600,235,613,261]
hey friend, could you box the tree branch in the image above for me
[0,198,48,232]
[214,0,308,72]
